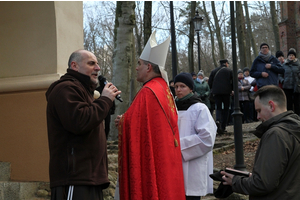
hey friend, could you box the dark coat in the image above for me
[194,79,211,108]
[250,55,284,88]
[278,58,300,91]
[232,111,300,200]
[208,65,233,95]
[46,69,113,188]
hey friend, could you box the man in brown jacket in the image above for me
[46,49,121,200]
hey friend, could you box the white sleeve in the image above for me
[180,105,217,161]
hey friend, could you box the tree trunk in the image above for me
[130,33,137,102]
[144,1,152,46]
[110,1,136,140]
[236,1,246,69]
[188,1,196,73]
[270,1,280,51]
[211,1,225,59]
[242,2,252,68]
[244,1,258,58]
[203,1,217,68]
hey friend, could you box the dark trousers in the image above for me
[284,89,300,115]
[51,185,103,200]
[240,100,251,123]
[186,196,201,200]
[214,94,230,130]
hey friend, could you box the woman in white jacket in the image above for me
[174,73,217,200]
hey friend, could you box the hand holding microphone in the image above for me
[98,75,123,102]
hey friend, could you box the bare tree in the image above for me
[202,1,217,68]
[110,1,136,140]
[270,1,280,51]
[249,1,276,53]
[244,1,258,59]
[144,1,152,46]
[134,1,143,57]
[211,1,225,59]
[236,1,246,68]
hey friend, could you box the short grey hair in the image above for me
[68,50,83,69]
[143,60,161,75]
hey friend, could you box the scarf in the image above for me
[175,93,202,111]
[286,58,298,64]
[259,51,272,62]
[196,78,203,84]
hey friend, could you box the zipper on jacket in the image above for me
[71,148,75,173]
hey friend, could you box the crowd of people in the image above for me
[45,32,300,200]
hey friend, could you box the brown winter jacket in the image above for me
[46,69,113,188]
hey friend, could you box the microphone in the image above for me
[98,75,123,102]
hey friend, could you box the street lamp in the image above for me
[192,10,204,71]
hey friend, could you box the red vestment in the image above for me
[118,77,185,200]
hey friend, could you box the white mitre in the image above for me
[139,30,170,84]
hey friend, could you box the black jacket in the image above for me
[208,65,233,95]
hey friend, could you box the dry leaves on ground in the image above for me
[214,140,259,172]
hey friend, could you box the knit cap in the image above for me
[174,72,194,90]
[260,43,269,49]
[288,48,296,57]
[243,67,250,72]
[276,50,284,58]
[197,70,204,77]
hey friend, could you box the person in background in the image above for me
[114,30,185,200]
[46,49,121,200]
[243,67,256,122]
[276,50,285,65]
[221,85,300,199]
[250,43,284,89]
[174,72,217,200]
[276,50,285,89]
[191,72,197,80]
[237,69,251,123]
[208,59,233,134]
[278,48,300,115]
[194,70,211,111]
[169,79,176,97]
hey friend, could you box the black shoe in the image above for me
[216,121,224,135]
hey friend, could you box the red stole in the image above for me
[118,77,185,200]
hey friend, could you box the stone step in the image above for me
[0,181,50,200]
[0,162,10,181]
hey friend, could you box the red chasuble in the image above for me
[118,77,185,200]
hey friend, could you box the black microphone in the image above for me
[98,75,123,102]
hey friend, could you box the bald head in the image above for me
[68,49,88,69]
[68,50,100,84]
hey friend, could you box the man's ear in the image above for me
[70,61,78,71]
[268,100,276,112]
[146,63,152,72]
